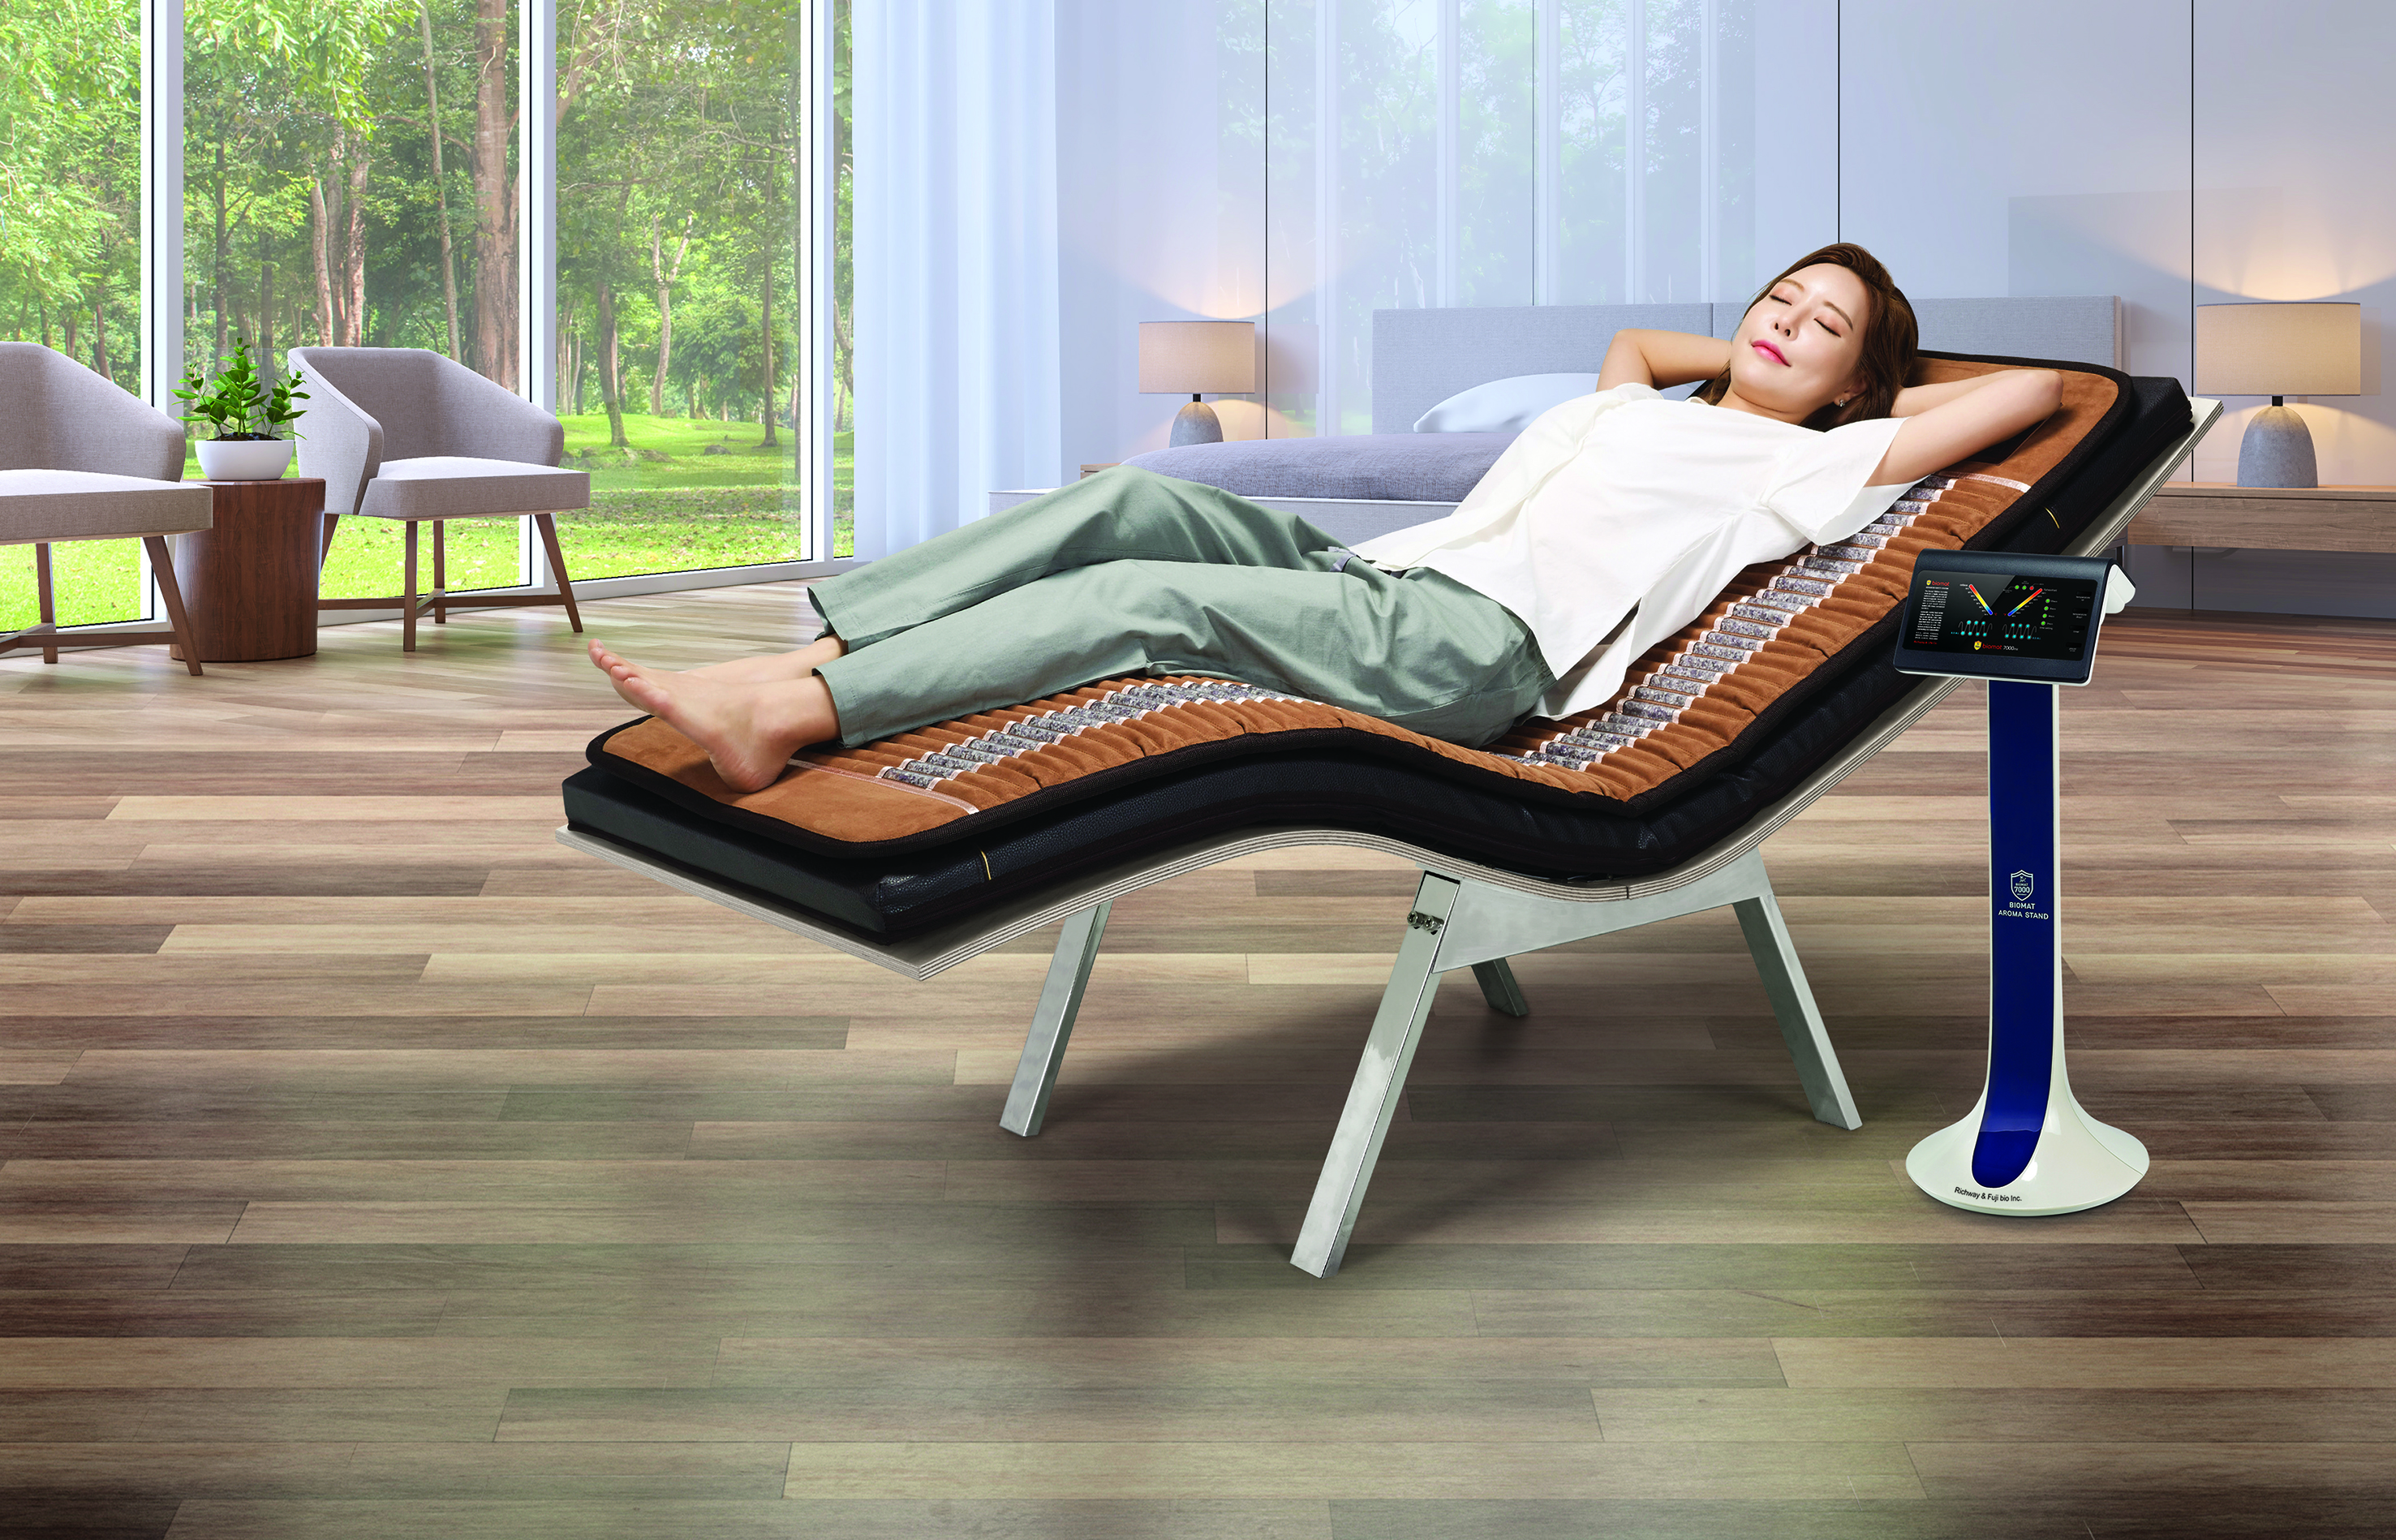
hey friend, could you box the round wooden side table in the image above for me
[170,476,327,662]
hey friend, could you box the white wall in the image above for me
[1838,0,2193,383]
[1749,0,1839,298]
[1055,0,1263,473]
[2179,0,2396,615]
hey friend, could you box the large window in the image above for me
[1263,0,1757,438]
[184,0,529,600]
[0,0,145,630]
[552,0,820,579]
[3,0,841,643]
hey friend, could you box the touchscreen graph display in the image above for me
[1908,568,2099,662]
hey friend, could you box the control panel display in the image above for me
[1892,549,2116,686]
[1908,569,2098,662]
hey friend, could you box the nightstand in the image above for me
[2126,483,2396,553]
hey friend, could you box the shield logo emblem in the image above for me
[2010,870,2035,902]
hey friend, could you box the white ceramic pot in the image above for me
[196,437,294,481]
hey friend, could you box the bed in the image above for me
[562,298,2213,1277]
[999,295,2129,544]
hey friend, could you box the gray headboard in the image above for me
[1370,296,2123,434]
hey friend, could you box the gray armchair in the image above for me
[289,347,590,652]
[0,342,210,674]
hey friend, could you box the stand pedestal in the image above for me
[1904,679,2149,1215]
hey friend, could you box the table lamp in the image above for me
[2194,302,2363,488]
[1139,320,1257,446]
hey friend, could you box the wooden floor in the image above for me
[2,590,2392,1539]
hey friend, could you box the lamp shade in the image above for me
[1138,320,1257,395]
[2195,303,2363,396]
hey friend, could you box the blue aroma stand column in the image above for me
[1892,551,2149,1215]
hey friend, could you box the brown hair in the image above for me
[1695,243,1917,428]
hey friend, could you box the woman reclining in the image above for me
[591,243,2063,794]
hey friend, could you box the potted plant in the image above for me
[176,338,307,480]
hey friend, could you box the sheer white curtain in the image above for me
[852,0,1064,559]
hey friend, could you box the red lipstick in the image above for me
[1753,340,1787,366]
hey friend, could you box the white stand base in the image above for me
[1902,678,2149,1219]
[1906,1083,2149,1216]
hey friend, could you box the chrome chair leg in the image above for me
[1290,871,1461,1278]
[999,900,1112,1138]
[1470,957,1529,1017]
[1734,888,1861,1129]
[1288,849,1856,1276]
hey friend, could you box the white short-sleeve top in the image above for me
[1349,382,1914,721]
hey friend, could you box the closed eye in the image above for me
[1771,287,1844,335]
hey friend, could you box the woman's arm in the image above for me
[1870,368,2062,486]
[1597,329,1734,392]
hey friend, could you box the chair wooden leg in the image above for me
[432,520,447,624]
[533,514,583,633]
[35,542,58,664]
[402,521,419,652]
[320,513,340,572]
[144,536,204,677]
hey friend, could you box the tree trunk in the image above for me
[259,258,273,359]
[555,301,573,414]
[419,0,462,360]
[310,177,337,346]
[759,269,776,449]
[471,0,518,387]
[596,281,626,449]
[342,149,370,346]
[832,297,854,431]
[91,291,110,381]
[213,136,230,362]
[788,348,802,472]
[649,213,691,416]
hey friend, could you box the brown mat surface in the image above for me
[595,355,2125,851]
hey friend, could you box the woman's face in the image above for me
[1727,263,1871,419]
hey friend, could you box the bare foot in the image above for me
[587,642,653,713]
[615,669,842,793]
[586,638,842,702]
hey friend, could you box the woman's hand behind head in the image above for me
[1869,368,2064,487]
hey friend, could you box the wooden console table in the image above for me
[169,477,326,661]
[2125,483,2396,553]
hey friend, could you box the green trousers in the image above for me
[808,467,1554,748]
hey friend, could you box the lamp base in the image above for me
[1170,400,1224,447]
[2237,403,2318,488]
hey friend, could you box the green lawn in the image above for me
[4,416,854,630]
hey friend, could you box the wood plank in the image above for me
[158,1498,1336,1540]
[774,1439,1928,1501]
[0,1336,722,1388]
[1774,1337,2396,1388]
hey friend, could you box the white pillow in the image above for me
[1412,372,1601,433]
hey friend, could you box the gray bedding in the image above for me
[1122,432,1514,504]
